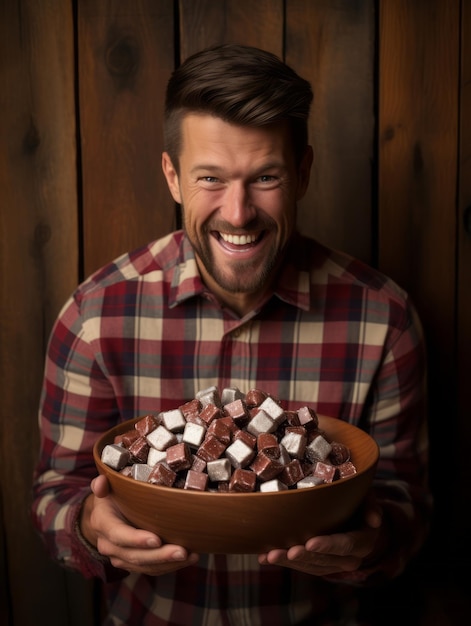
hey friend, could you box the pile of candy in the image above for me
[101,386,357,493]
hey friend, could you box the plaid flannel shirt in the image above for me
[32,231,430,625]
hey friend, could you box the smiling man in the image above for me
[32,44,431,625]
[162,114,312,315]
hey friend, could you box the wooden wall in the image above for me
[0,1,469,624]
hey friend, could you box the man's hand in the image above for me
[80,474,199,576]
[258,498,385,581]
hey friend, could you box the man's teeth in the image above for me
[220,233,257,245]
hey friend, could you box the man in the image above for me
[32,44,431,625]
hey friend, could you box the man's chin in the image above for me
[211,271,267,295]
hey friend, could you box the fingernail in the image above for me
[172,550,185,561]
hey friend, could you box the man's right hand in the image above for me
[80,474,199,576]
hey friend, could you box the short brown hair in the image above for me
[164,44,313,169]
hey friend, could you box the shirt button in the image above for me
[232,328,242,338]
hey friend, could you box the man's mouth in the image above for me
[215,231,265,252]
[219,232,259,246]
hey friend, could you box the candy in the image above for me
[246,409,277,436]
[148,463,176,487]
[166,442,193,472]
[184,469,209,491]
[305,434,332,462]
[197,434,227,462]
[101,443,130,470]
[160,408,186,433]
[146,425,178,451]
[250,450,284,481]
[229,468,256,492]
[132,463,153,482]
[100,387,357,493]
[207,458,232,482]
[225,439,255,469]
[182,422,206,449]
[279,430,307,459]
[260,479,289,492]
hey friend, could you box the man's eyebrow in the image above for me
[190,162,285,175]
[190,164,223,174]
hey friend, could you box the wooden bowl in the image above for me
[93,416,378,554]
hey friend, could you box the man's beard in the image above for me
[184,218,283,295]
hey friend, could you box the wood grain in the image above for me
[179,0,283,60]
[0,1,93,625]
[378,0,461,566]
[286,0,375,263]
[456,0,471,563]
[79,0,176,276]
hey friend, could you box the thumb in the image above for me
[91,473,110,498]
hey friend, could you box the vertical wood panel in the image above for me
[286,0,375,263]
[378,0,460,555]
[456,0,471,561]
[79,0,176,276]
[0,1,95,625]
[179,0,283,60]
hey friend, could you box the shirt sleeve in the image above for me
[31,293,126,581]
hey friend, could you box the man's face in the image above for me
[162,114,311,311]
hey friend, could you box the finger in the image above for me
[259,549,288,565]
[105,543,199,575]
[364,505,383,528]
[91,474,110,497]
[104,517,163,550]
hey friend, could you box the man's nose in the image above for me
[220,181,256,226]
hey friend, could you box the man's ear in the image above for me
[296,145,313,201]
[162,152,182,203]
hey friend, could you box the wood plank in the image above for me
[378,0,460,557]
[378,0,459,329]
[179,0,283,60]
[286,0,375,263]
[455,0,471,562]
[0,1,95,624]
[79,0,176,276]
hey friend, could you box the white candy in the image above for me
[146,425,178,451]
[225,439,255,469]
[132,463,153,482]
[305,434,332,462]
[296,476,324,489]
[246,409,277,436]
[101,444,130,470]
[221,386,244,405]
[280,431,307,459]
[260,479,288,492]
[258,396,285,426]
[159,408,186,433]
[182,422,206,449]
[196,385,221,407]
[147,447,167,466]
[207,458,232,482]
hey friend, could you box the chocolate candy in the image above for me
[229,468,257,492]
[100,387,357,493]
[184,469,209,491]
[166,442,192,472]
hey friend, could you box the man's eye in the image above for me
[256,175,279,186]
[201,176,219,183]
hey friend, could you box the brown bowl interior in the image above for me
[93,415,378,554]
